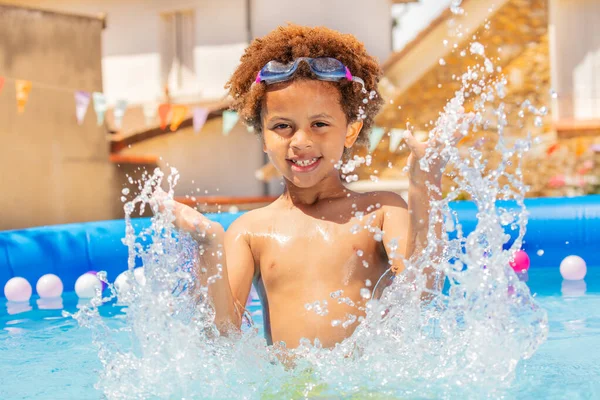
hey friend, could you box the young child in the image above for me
[157,25,446,349]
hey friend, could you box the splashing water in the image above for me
[70,19,549,400]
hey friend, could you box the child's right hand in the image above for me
[150,188,224,245]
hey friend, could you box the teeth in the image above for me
[293,158,318,167]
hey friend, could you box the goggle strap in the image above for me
[345,66,353,81]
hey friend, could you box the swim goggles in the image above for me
[254,57,365,87]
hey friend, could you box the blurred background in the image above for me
[0,0,598,230]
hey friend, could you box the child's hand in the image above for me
[404,110,474,188]
[150,188,224,245]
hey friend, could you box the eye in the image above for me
[313,121,329,128]
[272,123,291,130]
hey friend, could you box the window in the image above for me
[160,10,195,94]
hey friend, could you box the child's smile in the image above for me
[261,79,362,189]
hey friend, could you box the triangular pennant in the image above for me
[158,103,171,130]
[74,91,91,125]
[193,107,209,133]
[0,77,5,95]
[389,129,405,153]
[222,110,239,136]
[113,99,128,130]
[93,92,107,126]
[368,126,386,153]
[170,105,188,131]
[142,102,157,126]
[15,80,32,113]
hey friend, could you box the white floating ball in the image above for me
[114,271,133,294]
[4,277,32,302]
[74,273,102,298]
[134,267,146,286]
[560,255,587,281]
[36,274,63,298]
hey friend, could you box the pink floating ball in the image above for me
[36,274,64,298]
[510,250,530,273]
[4,277,33,302]
[560,255,587,281]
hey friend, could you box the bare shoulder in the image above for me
[357,190,408,210]
[224,206,270,238]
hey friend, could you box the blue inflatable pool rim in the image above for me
[1,196,598,295]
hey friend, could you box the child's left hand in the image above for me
[403,112,472,188]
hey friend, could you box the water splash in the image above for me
[70,14,548,400]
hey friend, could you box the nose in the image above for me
[290,129,312,151]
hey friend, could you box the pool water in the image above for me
[1,267,599,399]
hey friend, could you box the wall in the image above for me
[251,0,392,64]
[119,118,266,198]
[0,5,119,230]
[2,0,248,106]
[6,0,394,106]
[550,0,600,121]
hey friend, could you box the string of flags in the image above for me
[0,74,244,136]
[1,74,419,149]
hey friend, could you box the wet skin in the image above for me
[160,79,446,348]
[221,80,410,348]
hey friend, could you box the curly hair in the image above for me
[225,24,384,147]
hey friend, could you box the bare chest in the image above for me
[252,216,388,291]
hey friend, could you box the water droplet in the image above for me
[537,249,544,256]
[470,42,485,56]
[356,250,364,257]
[360,288,371,299]
[439,58,446,66]
[365,279,372,287]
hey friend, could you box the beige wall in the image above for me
[119,118,267,198]
[550,0,600,120]
[0,4,119,230]
[251,0,392,64]
[5,0,393,105]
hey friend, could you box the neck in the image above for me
[282,171,348,206]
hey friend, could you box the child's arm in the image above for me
[152,191,254,332]
[380,185,443,293]
[190,215,255,332]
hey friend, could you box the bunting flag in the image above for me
[142,102,157,126]
[170,104,188,131]
[222,110,239,136]
[389,128,405,152]
[93,92,107,126]
[15,80,32,113]
[74,91,91,125]
[0,77,5,95]
[368,126,386,153]
[193,107,209,133]
[158,103,171,130]
[113,99,128,130]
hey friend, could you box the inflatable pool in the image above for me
[1,195,598,293]
[1,195,600,399]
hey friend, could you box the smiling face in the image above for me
[261,79,363,189]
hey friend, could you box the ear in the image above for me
[344,120,363,148]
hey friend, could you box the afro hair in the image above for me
[225,24,384,147]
